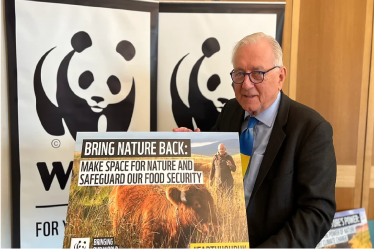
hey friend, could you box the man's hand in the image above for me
[172,127,201,132]
[209,180,213,186]
[227,160,232,166]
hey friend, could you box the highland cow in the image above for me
[108,184,217,248]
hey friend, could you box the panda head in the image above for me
[67,31,136,113]
[196,37,231,112]
[171,37,232,131]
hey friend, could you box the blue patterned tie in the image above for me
[240,117,258,178]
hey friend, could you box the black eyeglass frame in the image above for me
[230,66,281,84]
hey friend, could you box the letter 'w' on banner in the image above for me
[240,117,258,178]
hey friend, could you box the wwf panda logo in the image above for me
[34,31,136,140]
[171,37,229,131]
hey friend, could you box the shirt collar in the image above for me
[244,91,281,128]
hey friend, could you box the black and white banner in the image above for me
[5,0,158,247]
[157,3,284,131]
[5,0,284,247]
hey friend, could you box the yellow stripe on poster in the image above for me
[190,242,250,248]
[240,153,251,178]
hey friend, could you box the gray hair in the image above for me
[231,32,283,67]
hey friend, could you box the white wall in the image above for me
[1,0,12,246]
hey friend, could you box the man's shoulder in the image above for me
[217,98,242,124]
[285,94,328,125]
[223,98,241,110]
[279,94,334,140]
[223,153,233,158]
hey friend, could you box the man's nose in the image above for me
[242,74,255,90]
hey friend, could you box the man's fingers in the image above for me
[172,127,201,132]
[172,127,191,132]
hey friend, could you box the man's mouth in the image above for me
[243,94,257,98]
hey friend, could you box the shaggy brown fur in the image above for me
[108,184,217,248]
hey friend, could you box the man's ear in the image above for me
[278,66,287,91]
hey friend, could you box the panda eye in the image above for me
[207,74,220,91]
[107,75,121,95]
[79,71,94,90]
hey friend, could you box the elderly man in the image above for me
[209,143,236,198]
[174,32,336,248]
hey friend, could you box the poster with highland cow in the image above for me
[63,132,250,248]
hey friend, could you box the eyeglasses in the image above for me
[230,66,280,84]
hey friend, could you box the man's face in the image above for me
[218,144,226,155]
[232,39,286,115]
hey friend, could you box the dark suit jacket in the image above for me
[211,91,337,248]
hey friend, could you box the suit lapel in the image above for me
[249,91,290,201]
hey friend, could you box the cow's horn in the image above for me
[180,190,187,203]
